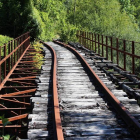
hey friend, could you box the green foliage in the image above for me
[0,0,140,43]
[66,0,140,41]
[0,115,11,127]
[32,41,44,69]
[3,135,10,140]
[2,135,15,140]
[60,22,78,42]
[0,115,15,140]
[0,0,78,42]
[28,4,46,40]
[119,0,135,15]
[0,35,13,46]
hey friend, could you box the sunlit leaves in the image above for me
[0,35,13,46]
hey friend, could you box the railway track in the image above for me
[1,33,140,139]
[27,46,54,139]
[40,41,140,140]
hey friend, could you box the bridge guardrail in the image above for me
[77,31,140,75]
[0,32,30,90]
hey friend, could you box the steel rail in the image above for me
[54,40,140,138]
[41,41,64,140]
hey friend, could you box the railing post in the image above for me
[79,31,81,44]
[4,44,6,78]
[106,36,108,60]
[28,34,30,48]
[19,38,21,56]
[23,35,25,52]
[111,37,113,62]
[81,31,82,45]
[90,33,92,50]
[17,39,19,61]
[95,34,96,53]
[82,31,84,46]
[14,40,16,64]
[83,32,85,47]
[87,32,88,49]
[92,33,93,51]
[86,32,88,49]
[11,40,13,68]
[89,32,90,50]
[85,32,86,48]
[0,46,1,84]
[123,40,126,70]
[8,41,11,72]
[87,32,89,49]
[85,32,87,48]
[132,41,135,74]
[116,38,119,65]
[102,35,104,57]
[98,34,100,55]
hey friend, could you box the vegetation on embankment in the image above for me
[0,35,13,46]
[32,41,44,69]
[0,0,140,42]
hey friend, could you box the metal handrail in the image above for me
[0,32,30,88]
[77,31,140,75]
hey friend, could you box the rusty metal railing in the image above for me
[0,32,30,89]
[77,31,140,75]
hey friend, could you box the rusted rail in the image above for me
[41,41,64,140]
[76,31,140,75]
[54,40,140,138]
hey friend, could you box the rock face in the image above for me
[27,46,53,140]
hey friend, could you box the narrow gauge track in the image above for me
[0,33,54,139]
[67,41,140,127]
[42,41,140,140]
[68,42,140,101]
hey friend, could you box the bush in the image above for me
[0,35,13,46]
[59,23,78,43]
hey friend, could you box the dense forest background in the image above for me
[0,0,140,44]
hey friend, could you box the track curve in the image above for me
[41,40,140,139]
[41,41,64,140]
[54,40,140,139]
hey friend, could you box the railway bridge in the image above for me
[0,31,140,140]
